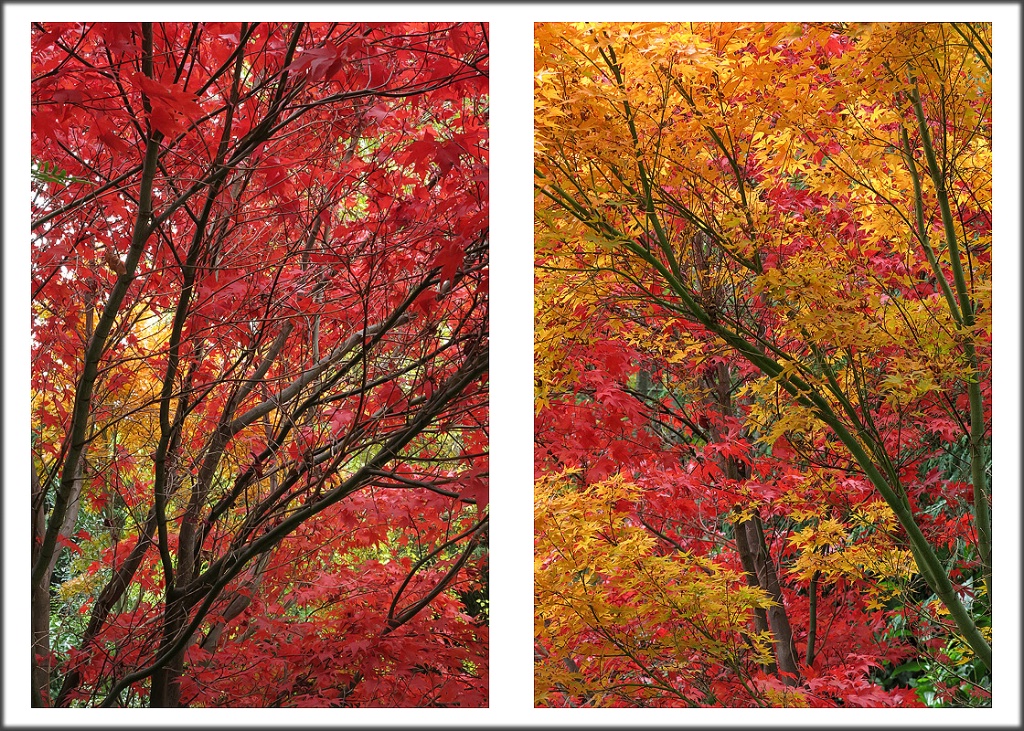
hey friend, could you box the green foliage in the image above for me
[32,158,93,187]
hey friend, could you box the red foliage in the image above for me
[32,22,488,708]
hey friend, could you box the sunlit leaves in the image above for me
[32,21,488,708]
[535,20,991,708]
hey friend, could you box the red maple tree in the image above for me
[31,21,488,708]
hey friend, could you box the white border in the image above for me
[3,2,1020,727]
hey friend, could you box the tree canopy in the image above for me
[32,21,488,708]
[535,21,991,708]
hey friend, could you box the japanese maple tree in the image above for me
[535,22,991,708]
[32,21,488,708]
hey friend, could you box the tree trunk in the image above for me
[31,461,50,707]
[150,598,188,707]
[708,361,800,684]
[32,453,87,706]
[733,513,776,675]
[745,512,801,684]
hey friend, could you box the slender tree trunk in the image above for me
[31,462,50,707]
[904,91,991,595]
[709,361,800,684]
[733,514,776,674]
[806,570,820,668]
[150,598,189,707]
[746,513,801,684]
[33,452,88,706]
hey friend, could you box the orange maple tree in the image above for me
[535,22,991,708]
[32,21,488,708]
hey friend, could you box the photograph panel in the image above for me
[534,21,992,709]
[31,21,489,708]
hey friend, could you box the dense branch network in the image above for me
[32,21,489,708]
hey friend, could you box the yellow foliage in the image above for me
[788,503,916,614]
[536,21,991,466]
[535,473,777,705]
[56,570,105,601]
